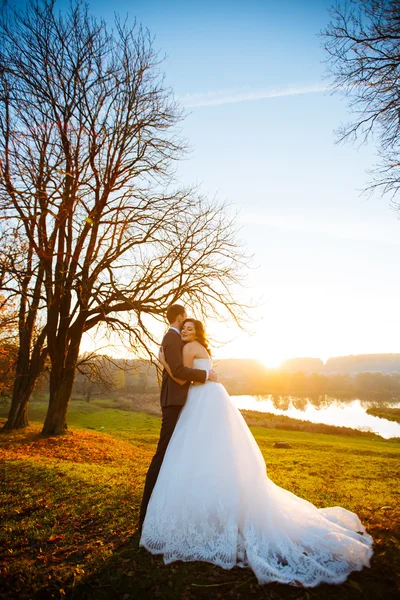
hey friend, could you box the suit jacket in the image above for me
[160,328,207,407]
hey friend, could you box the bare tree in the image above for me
[0,288,18,402]
[322,0,400,203]
[0,226,47,429]
[75,352,114,402]
[0,1,249,436]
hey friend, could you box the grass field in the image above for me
[366,406,400,423]
[0,400,399,599]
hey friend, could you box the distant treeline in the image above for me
[222,369,400,402]
[217,356,400,401]
[18,355,400,404]
[74,356,400,403]
[280,354,400,375]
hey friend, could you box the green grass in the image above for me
[367,406,400,423]
[0,401,399,599]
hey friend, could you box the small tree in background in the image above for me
[75,353,114,402]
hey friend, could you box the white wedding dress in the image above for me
[140,358,373,587]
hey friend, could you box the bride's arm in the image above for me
[158,347,186,385]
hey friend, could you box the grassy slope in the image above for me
[0,400,399,600]
[367,407,400,424]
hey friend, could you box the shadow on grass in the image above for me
[69,528,399,600]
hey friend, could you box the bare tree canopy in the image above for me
[0,0,249,435]
[322,0,400,201]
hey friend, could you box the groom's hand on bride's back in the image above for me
[208,370,218,382]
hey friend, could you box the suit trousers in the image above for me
[139,404,182,525]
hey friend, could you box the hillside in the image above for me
[281,354,400,374]
[324,354,400,374]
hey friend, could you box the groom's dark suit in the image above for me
[139,328,207,526]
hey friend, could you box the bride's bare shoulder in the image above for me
[183,341,197,354]
[183,341,208,357]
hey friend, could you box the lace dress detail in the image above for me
[140,358,373,587]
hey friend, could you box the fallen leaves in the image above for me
[0,422,148,599]
[48,535,64,543]
[0,423,138,464]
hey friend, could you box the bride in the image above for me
[140,319,373,587]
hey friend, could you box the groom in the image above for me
[138,304,217,530]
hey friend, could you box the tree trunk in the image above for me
[41,368,74,435]
[41,334,81,436]
[2,374,34,430]
[2,254,47,433]
[85,386,92,403]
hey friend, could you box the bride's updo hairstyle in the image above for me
[182,319,211,355]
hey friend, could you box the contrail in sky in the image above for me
[179,83,329,108]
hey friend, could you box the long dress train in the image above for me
[140,358,373,587]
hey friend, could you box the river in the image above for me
[231,395,400,439]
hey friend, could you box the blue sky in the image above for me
[12,0,400,364]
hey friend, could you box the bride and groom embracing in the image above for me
[138,304,373,587]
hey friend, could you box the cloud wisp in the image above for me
[179,83,329,108]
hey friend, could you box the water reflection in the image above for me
[231,395,400,439]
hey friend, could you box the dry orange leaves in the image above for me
[0,422,139,464]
